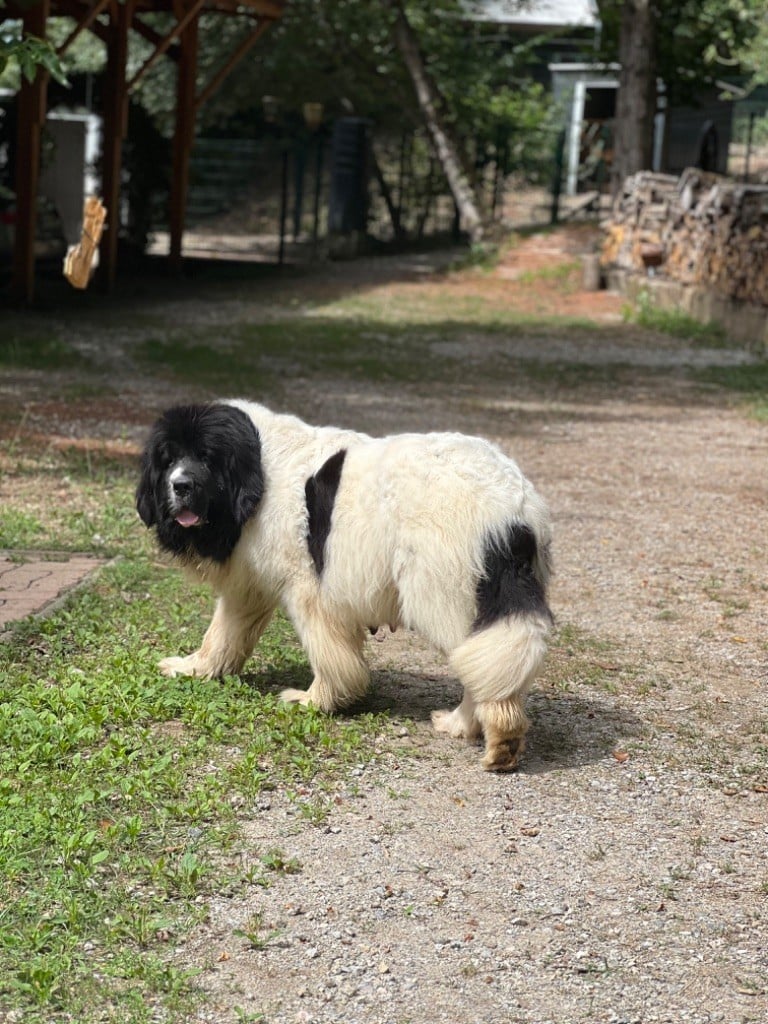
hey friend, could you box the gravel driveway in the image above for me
[5,239,766,1023]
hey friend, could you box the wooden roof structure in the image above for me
[6,0,285,303]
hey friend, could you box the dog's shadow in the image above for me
[241,663,644,775]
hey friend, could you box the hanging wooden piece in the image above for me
[63,196,107,289]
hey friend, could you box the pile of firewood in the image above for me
[602,168,768,306]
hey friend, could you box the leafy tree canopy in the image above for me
[739,5,768,84]
[131,0,556,148]
[597,0,766,103]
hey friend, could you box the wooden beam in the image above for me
[126,0,205,92]
[98,0,134,291]
[169,3,199,270]
[194,17,272,113]
[10,0,50,305]
[56,0,112,56]
[131,17,179,61]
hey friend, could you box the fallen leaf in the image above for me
[217,951,230,962]
[613,750,630,763]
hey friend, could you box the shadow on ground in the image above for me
[240,661,644,776]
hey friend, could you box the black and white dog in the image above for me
[136,400,553,771]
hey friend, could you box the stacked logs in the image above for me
[602,168,768,306]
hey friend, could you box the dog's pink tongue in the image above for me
[175,510,201,527]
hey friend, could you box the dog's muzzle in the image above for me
[168,463,209,528]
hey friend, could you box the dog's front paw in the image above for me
[431,707,482,740]
[280,687,314,707]
[159,655,202,678]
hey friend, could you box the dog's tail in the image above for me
[451,519,552,704]
[449,612,551,704]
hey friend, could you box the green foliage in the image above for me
[596,0,765,103]
[740,11,768,83]
[0,23,69,86]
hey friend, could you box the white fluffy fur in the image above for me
[159,400,553,770]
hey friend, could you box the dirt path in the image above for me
[4,234,767,1022]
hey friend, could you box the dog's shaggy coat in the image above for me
[136,400,553,771]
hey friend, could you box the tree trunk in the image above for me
[610,0,657,196]
[387,0,485,243]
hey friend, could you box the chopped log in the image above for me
[63,197,107,290]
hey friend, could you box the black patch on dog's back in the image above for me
[305,449,347,575]
[474,523,551,629]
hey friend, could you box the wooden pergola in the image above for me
[6,0,285,303]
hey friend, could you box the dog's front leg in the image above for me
[159,596,274,679]
[281,608,369,713]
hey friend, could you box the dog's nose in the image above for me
[172,474,193,498]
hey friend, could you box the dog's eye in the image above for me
[157,444,179,467]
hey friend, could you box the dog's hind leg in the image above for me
[449,614,550,772]
[159,597,274,679]
[281,611,369,714]
[476,698,530,772]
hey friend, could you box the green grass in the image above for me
[692,362,768,421]
[0,446,140,553]
[623,290,728,345]
[0,554,388,1022]
[0,332,89,370]
[446,241,501,273]
[130,312,642,399]
[516,260,581,288]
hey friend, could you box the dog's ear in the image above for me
[216,407,264,527]
[233,471,264,526]
[230,423,264,527]
[136,456,157,527]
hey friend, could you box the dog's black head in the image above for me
[136,403,263,563]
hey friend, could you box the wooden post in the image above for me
[169,4,199,271]
[98,0,132,291]
[10,0,50,305]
